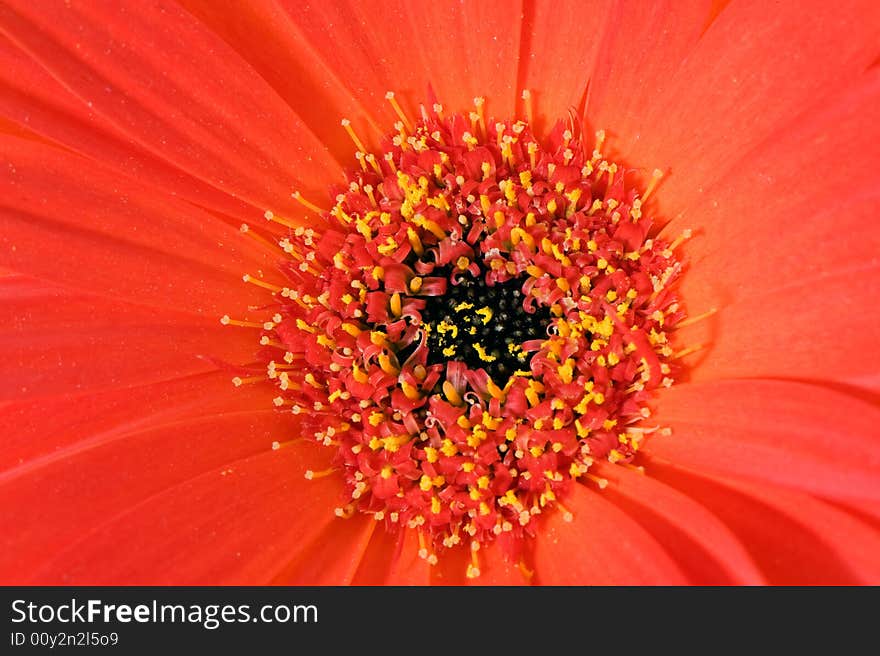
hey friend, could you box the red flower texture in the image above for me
[1,0,879,586]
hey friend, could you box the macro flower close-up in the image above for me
[1,0,879,586]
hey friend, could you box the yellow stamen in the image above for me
[521,89,534,125]
[642,168,664,201]
[585,473,608,489]
[556,501,574,523]
[378,353,399,375]
[465,543,481,579]
[340,118,369,153]
[239,223,279,252]
[304,467,337,480]
[291,190,325,215]
[675,308,718,329]
[220,315,262,329]
[385,91,412,133]
[473,96,486,139]
[231,375,264,387]
[390,292,402,317]
[401,381,422,401]
[672,344,706,360]
[242,274,283,293]
[668,228,693,252]
[263,209,298,229]
[442,381,463,406]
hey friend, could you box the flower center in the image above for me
[418,273,550,381]
[229,95,696,577]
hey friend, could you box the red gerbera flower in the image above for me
[1,0,879,585]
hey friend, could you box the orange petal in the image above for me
[178,0,385,165]
[0,1,340,210]
[668,73,880,388]
[591,0,880,220]
[587,0,713,138]
[0,33,257,223]
[269,514,377,585]
[4,440,339,584]
[0,136,270,313]
[649,463,880,584]
[350,527,432,585]
[593,462,765,584]
[465,537,530,586]
[0,370,273,473]
[283,0,523,123]
[0,276,256,400]
[644,380,880,501]
[0,378,300,583]
[533,482,688,584]
[517,0,611,133]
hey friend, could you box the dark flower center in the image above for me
[419,271,550,381]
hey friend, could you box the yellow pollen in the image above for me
[473,343,496,362]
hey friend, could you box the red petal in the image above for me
[587,0,713,139]
[0,0,340,210]
[649,463,880,584]
[533,482,688,584]
[282,0,523,122]
[466,538,530,586]
[350,527,432,585]
[590,0,880,220]
[0,135,271,313]
[828,499,880,533]
[667,73,880,389]
[0,34,256,223]
[0,370,272,473]
[428,541,530,586]
[177,0,385,164]
[644,380,880,501]
[429,543,470,586]
[517,0,611,133]
[592,462,764,584]
[269,515,377,585]
[0,276,255,400]
[4,440,339,584]
[0,379,301,582]
[420,530,532,586]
